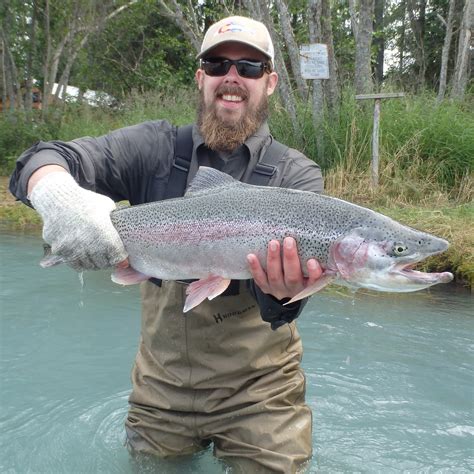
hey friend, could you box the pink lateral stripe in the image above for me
[124,220,282,244]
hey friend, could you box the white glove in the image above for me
[29,172,127,271]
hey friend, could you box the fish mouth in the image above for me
[392,262,453,285]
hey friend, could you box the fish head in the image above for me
[329,223,453,292]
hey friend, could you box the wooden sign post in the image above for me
[355,92,405,188]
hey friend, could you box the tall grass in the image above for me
[269,89,473,203]
[1,87,472,205]
[0,88,199,174]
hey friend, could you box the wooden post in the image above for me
[355,92,405,188]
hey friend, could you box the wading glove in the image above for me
[29,172,127,271]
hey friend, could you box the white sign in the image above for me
[300,44,329,79]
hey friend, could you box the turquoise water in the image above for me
[1,233,473,473]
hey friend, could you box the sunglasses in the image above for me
[200,58,272,79]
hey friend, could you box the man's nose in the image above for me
[223,64,240,82]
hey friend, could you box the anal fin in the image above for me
[112,266,150,285]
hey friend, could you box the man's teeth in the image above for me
[222,95,243,102]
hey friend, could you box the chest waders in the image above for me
[126,125,313,473]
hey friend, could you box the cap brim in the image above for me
[196,39,272,61]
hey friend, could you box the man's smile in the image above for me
[216,93,246,111]
[221,94,244,102]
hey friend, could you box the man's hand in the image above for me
[246,237,323,301]
[29,170,128,271]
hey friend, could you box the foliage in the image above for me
[0,112,55,174]
[76,0,197,96]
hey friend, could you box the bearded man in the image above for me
[10,16,323,473]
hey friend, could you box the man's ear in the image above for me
[195,69,204,90]
[266,72,278,96]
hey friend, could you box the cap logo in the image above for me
[216,21,256,36]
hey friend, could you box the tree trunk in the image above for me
[399,0,406,78]
[407,0,427,90]
[42,0,52,116]
[1,5,23,112]
[0,36,6,110]
[1,30,20,111]
[274,0,308,100]
[350,0,375,94]
[437,0,456,102]
[373,0,384,86]
[451,0,473,100]
[24,1,38,113]
[320,0,339,114]
[308,0,325,160]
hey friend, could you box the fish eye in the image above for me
[393,243,408,255]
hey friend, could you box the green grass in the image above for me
[269,89,474,194]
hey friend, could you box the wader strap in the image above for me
[164,124,194,200]
[246,139,288,186]
[149,125,193,288]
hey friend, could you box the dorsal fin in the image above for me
[185,167,238,196]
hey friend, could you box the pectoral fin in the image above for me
[112,266,150,285]
[284,274,335,306]
[184,275,232,312]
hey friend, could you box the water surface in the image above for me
[1,233,472,472]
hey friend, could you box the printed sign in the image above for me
[300,44,329,79]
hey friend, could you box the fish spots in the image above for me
[110,171,451,293]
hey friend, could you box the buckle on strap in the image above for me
[173,155,191,172]
[254,162,276,176]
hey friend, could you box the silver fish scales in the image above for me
[108,167,453,312]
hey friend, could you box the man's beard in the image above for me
[197,83,269,152]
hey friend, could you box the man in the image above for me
[10,16,323,473]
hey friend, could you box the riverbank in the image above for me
[2,176,472,288]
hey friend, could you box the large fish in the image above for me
[104,167,453,311]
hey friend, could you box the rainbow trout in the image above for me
[105,167,453,311]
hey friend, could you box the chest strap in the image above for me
[164,124,194,200]
[246,139,288,186]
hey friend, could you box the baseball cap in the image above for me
[197,16,274,65]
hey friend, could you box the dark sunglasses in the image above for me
[200,58,272,79]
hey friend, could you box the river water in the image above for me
[1,232,472,473]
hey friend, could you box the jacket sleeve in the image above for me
[9,120,175,205]
[251,148,324,329]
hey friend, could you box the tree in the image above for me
[406,0,428,89]
[243,0,299,129]
[451,0,473,100]
[308,0,325,158]
[274,0,308,100]
[40,0,138,115]
[437,0,456,101]
[373,0,385,85]
[349,0,375,94]
[0,0,27,112]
